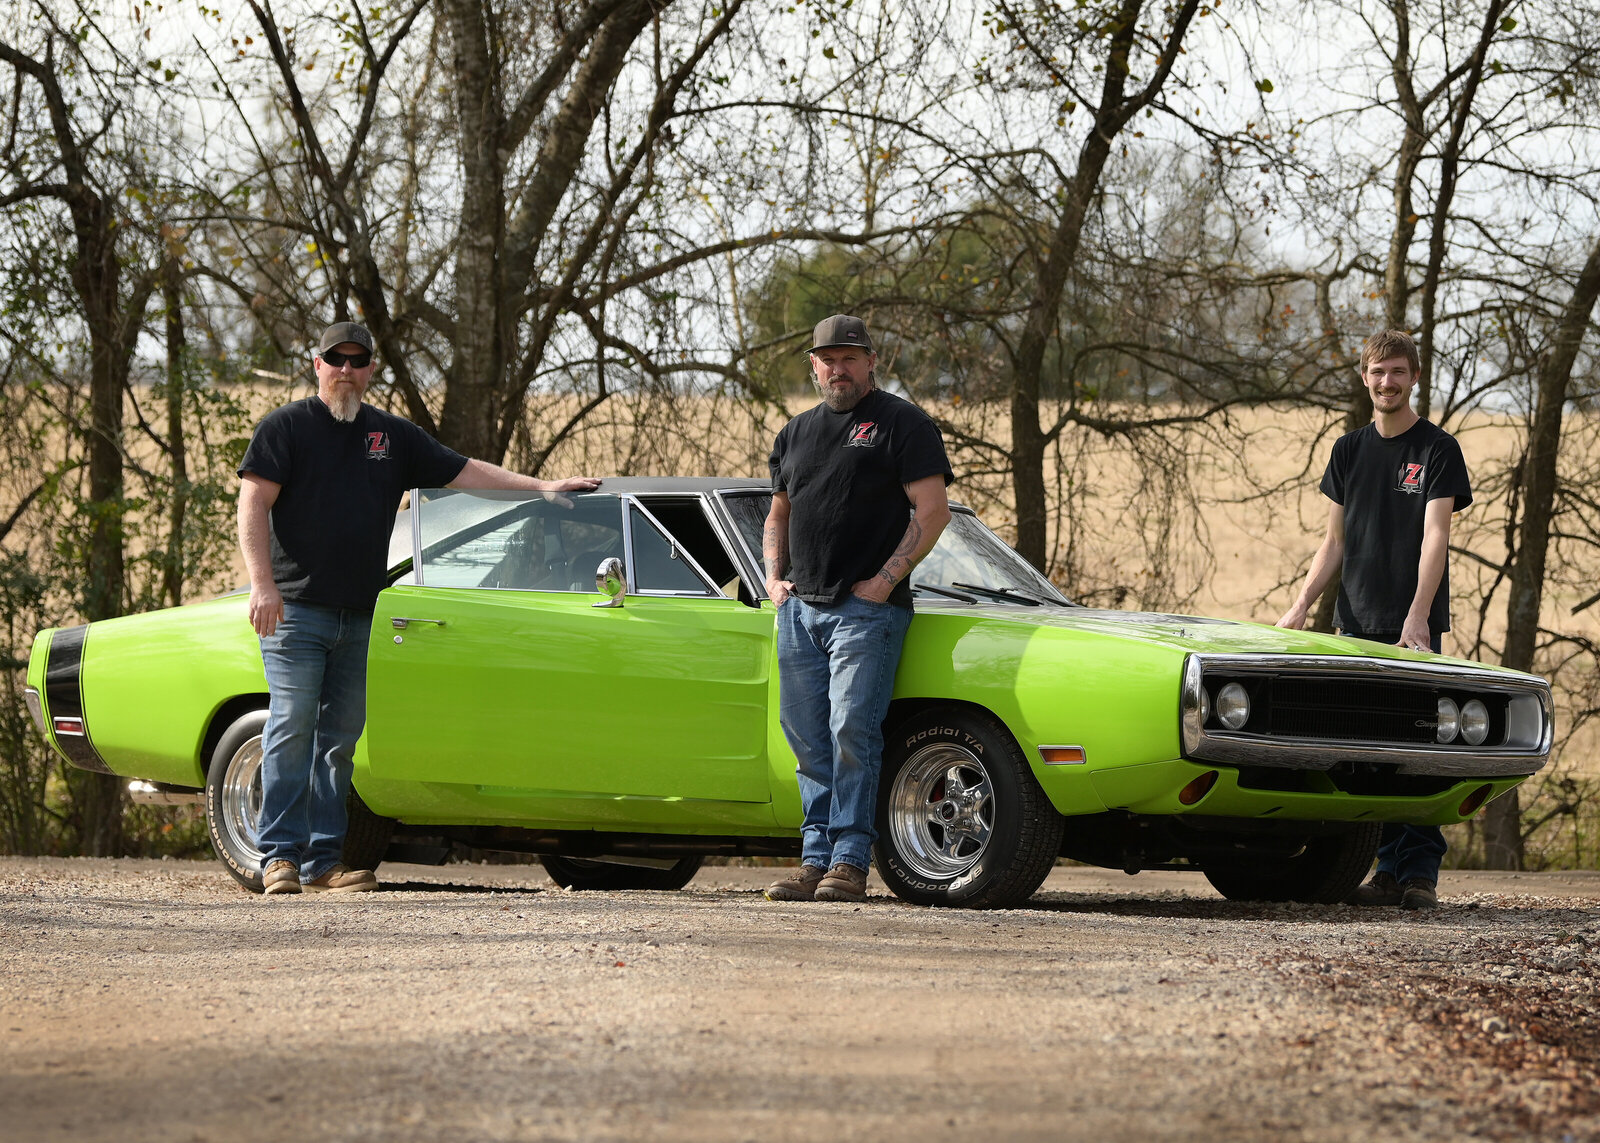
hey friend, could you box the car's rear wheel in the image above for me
[204,709,394,893]
[539,855,703,891]
[873,707,1064,908]
[1201,822,1383,904]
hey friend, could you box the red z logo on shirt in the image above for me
[845,421,878,448]
[1396,462,1424,494]
[366,432,390,460]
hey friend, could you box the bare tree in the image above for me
[0,15,163,854]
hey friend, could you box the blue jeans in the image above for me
[256,602,373,881]
[1346,628,1448,885]
[776,594,913,872]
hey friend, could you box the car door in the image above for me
[363,490,773,804]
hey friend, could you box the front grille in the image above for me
[1182,653,1552,779]
[1265,677,1436,744]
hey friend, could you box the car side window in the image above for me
[719,491,771,571]
[629,503,717,596]
[405,491,625,592]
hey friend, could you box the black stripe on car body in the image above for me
[44,625,112,774]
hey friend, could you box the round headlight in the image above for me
[1460,699,1490,746]
[1216,682,1251,730]
[1436,697,1460,743]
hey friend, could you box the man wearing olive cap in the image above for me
[763,315,953,902]
[237,321,599,894]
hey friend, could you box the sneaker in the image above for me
[1346,870,1401,907]
[765,864,827,901]
[1400,879,1439,910]
[814,863,869,902]
[262,860,301,895]
[303,864,378,893]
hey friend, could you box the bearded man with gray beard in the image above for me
[236,322,599,895]
[762,315,953,903]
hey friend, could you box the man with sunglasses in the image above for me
[238,322,599,894]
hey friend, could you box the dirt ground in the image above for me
[3,858,1600,1142]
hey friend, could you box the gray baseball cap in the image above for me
[317,322,374,355]
[805,314,874,354]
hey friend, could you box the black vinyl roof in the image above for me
[578,476,770,494]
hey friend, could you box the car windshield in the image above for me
[719,492,1070,606]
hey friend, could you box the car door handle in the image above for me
[390,617,447,629]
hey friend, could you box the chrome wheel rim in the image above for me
[887,742,995,880]
[220,735,265,869]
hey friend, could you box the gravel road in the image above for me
[4,857,1599,1142]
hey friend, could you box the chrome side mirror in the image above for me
[593,557,625,608]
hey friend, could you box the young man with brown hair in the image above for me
[1277,329,1473,909]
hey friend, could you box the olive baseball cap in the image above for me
[317,322,374,355]
[805,314,874,354]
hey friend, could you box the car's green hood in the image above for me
[915,601,1475,664]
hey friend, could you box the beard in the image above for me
[815,370,874,412]
[325,388,362,422]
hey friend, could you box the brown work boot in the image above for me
[1400,879,1439,910]
[765,864,827,901]
[814,863,869,902]
[303,864,378,893]
[262,860,301,895]
[1346,870,1401,907]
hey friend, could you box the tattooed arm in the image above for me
[764,491,795,605]
[851,474,952,603]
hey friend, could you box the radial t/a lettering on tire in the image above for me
[873,706,1064,909]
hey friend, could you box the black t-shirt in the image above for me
[239,397,467,611]
[769,388,953,609]
[1320,418,1472,635]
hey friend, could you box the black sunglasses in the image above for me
[320,349,372,369]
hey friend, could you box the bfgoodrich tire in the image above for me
[204,708,394,893]
[873,707,1064,909]
[1202,822,1383,904]
[205,709,271,892]
[540,855,704,891]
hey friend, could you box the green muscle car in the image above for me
[25,479,1553,906]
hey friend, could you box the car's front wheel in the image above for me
[1201,822,1383,904]
[539,855,703,891]
[204,709,394,893]
[873,707,1064,908]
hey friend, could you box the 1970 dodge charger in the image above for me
[26,478,1553,906]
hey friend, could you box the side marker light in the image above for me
[1039,746,1087,766]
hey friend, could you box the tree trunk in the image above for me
[163,262,189,608]
[430,0,663,460]
[1414,0,1506,419]
[1488,234,1600,869]
[437,0,508,460]
[1006,0,1200,571]
[3,35,138,855]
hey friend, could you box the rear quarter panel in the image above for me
[73,596,266,786]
